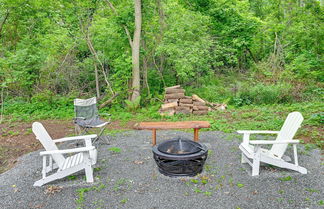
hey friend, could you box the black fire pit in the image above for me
[152,137,208,177]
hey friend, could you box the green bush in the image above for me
[3,92,75,121]
[232,83,293,106]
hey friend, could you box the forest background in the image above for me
[0,0,323,149]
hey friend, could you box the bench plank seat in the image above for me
[134,121,211,145]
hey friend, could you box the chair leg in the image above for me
[85,166,94,183]
[75,125,81,135]
[241,153,247,164]
[84,152,94,182]
[93,126,109,144]
[252,146,261,176]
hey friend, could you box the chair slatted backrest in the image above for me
[32,122,66,169]
[270,112,303,158]
[74,97,98,120]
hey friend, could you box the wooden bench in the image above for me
[134,121,211,146]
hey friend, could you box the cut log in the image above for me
[192,110,209,115]
[183,96,192,99]
[193,106,199,111]
[159,107,175,112]
[160,109,175,116]
[175,106,191,111]
[161,102,178,110]
[193,102,205,106]
[167,99,179,103]
[205,102,227,111]
[192,94,206,103]
[165,93,185,99]
[179,103,193,107]
[195,106,209,110]
[165,85,181,90]
[175,109,192,114]
[217,104,227,110]
[165,88,185,94]
[179,98,193,104]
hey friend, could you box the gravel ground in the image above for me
[0,130,323,209]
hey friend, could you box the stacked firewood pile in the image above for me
[159,85,227,116]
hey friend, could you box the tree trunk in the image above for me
[94,64,100,98]
[131,0,142,101]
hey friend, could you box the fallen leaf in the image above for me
[29,203,44,208]
[133,160,144,165]
[44,185,63,195]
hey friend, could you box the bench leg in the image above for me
[194,128,199,142]
[152,129,156,146]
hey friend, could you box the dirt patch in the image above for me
[0,120,136,174]
[0,120,75,173]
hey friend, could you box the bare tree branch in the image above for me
[99,92,120,109]
[0,10,9,38]
[79,18,115,95]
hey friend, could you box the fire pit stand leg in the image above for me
[194,128,199,142]
[152,129,157,146]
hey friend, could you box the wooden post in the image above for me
[152,129,156,146]
[194,128,199,142]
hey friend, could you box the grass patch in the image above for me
[237,183,244,188]
[68,175,77,180]
[108,147,122,153]
[120,198,128,204]
[2,98,323,149]
[305,188,320,193]
[75,183,106,209]
[278,176,292,181]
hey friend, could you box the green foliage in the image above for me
[232,83,293,106]
[125,96,141,112]
[0,0,322,151]
[3,93,75,122]
[156,0,214,83]
[190,179,199,184]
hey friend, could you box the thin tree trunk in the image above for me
[131,0,142,101]
[80,17,114,95]
[0,87,4,123]
[143,55,150,95]
[85,31,114,95]
[95,64,100,98]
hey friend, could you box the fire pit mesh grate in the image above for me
[158,138,204,155]
[152,137,208,177]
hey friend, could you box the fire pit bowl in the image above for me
[152,137,208,177]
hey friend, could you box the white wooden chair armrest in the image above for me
[249,140,300,145]
[53,134,97,143]
[40,146,95,155]
[237,130,280,134]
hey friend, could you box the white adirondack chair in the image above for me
[32,122,98,186]
[238,112,307,176]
